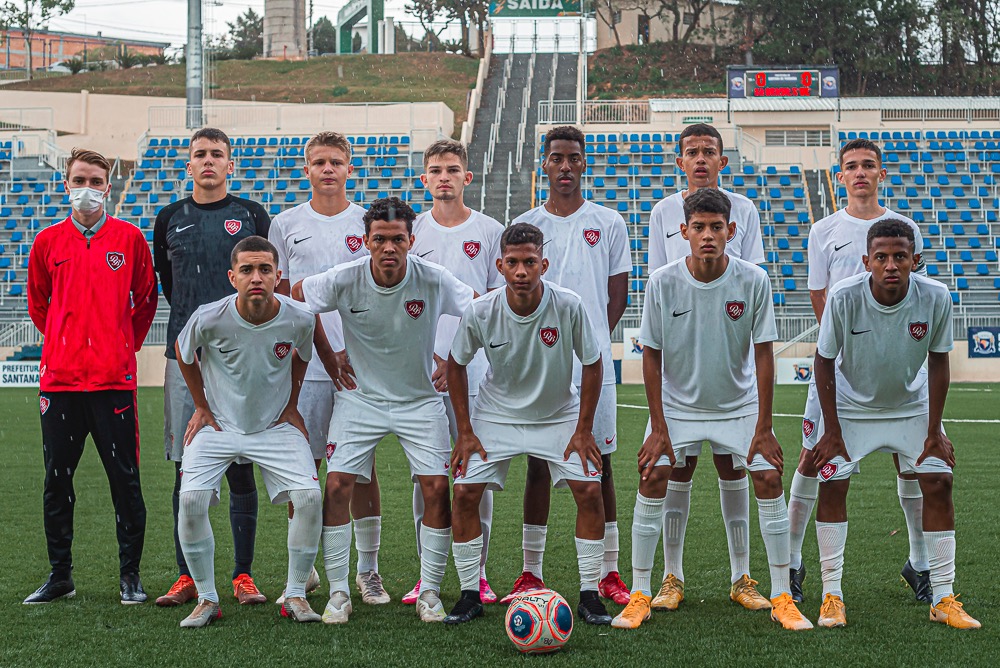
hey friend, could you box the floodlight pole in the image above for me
[186,0,204,129]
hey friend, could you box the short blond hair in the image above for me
[423,139,468,169]
[66,148,111,181]
[305,131,352,162]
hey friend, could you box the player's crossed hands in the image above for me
[565,428,602,477]
[811,428,850,471]
[918,430,956,469]
[184,406,221,447]
[637,422,675,480]
[451,430,487,478]
[748,427,783,475]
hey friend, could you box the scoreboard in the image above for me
[727,66,840,99]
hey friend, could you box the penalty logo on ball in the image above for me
[505,589,572,654]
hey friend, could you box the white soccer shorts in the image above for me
[577,382,618,455]
[180,422,319,504]
[816,414,952,481]
[643,413,776,472]
[299,379,336,461]
[325,392,451,483]
[800,380,824,451]
[164,359,195,462]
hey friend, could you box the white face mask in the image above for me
[69,186,107,214]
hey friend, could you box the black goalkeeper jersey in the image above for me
[153,194,271,359]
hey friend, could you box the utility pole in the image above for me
[308,0,314,57]
[186,0,203,129]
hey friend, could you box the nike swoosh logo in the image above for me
[605,436,616,445]
[489,341,510,349]
[416,250,433,257]
[220,348,237,354]
[350,307,369,313]
[54,259,70,266]
[175,224,194,233]
[114,406,131,415]
[665,230,681,238]
[293,236,313,244]
[672,309,691,317]
[834,242,852,252]
[850,328,871,335]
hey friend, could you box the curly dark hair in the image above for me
[363,196,417,235]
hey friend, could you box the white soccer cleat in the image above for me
[276,566,322,606]
[281,596,322,623]
[416,589,446,623]
[356,570,391,605]
[321,591,352,625]
[179,600,221,628]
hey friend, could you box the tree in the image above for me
[594,0,623,48]
[226,7,263,60]
[312,15,336,55]
[0,0,74,79]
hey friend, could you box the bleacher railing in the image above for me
[537,100,650,125]
[0,107,54,132]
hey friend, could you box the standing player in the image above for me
[612,188,811,631]
[174,236,322,627]
[443,222,611,626]
[505,126,632,605]
[787,138,928,604]
[810,219,979,630]
[25,148,157,604]
[401,139,504,606]
[153,127,272,607]
[645,123,770,612]
[293,197,473,624]
[269,131,388,606]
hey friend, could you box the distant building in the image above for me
[594,0,737,51]
[0,28,168,70]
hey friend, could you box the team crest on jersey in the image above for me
[224,219,242,235]
[39,396,50,414]
[405,300,425,319]
[802,419,815,438]
[106,252,125,271]
[539,327,559,347]
[345,235,364,254]
[326,442,336,460]
[273,342,292,360]
[909,322,928,341]
[463,240,481,259]
[794,363,813,382]
[583,228,601,247]
[819,462,838,481]
[725,301,746,321]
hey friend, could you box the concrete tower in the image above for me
[263,0,307,59]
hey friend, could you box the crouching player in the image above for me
[174,236,322,627]
[811,219,980,630]
[613,188,811,631]
[444,222,612,626]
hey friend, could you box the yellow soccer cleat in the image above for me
[770,593,813,630]
[930,595,981,630]
[730,575,772,611]
[817,593,847,628]
[650,574,684,611]
[611,592,652,629]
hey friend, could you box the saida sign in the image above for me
[489,0,581,17]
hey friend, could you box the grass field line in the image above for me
[616,403,1000,423]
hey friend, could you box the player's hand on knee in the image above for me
[917,431,955,468]
[748,429,783,476]
[565,429,602,477]
[184,406,221,446]
[451,431,486,478]
[811,430,849,470]
[431,353,448,393]
[277,406,309,441]
[637,424,674,479]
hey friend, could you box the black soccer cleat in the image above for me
[24,574,76,604]
[443,590,484,625]
[577,591,612,625]
[900,560,932,604]
[790,564,806,603]
[120,573,148,605]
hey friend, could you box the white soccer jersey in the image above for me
[513,201,631,385]
[638,257,777,419]
[411,209,505,393]
[176,294,315,434]
[807,208,924,292]
[301,255,473,403]
[816,272,953,419]
[647,190,765,272]
[269,201,368,380]
[452,281,601,424]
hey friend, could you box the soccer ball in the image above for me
[504,588,573,654]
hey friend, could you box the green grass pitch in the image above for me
[1,384,997,666]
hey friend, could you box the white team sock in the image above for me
[322,523,352,595]
[419,524,451,593]
[453,535,484,593]
[178,489,218,603]
[631,494,664,596]
[757,495,792,598]
[285,489,322,600]
[817,521,848,599]
[720,477,751,584]
[412,484,424,559]
[897,477,929,571]
[479,490,493,578]
[601,521,620,579]
[662,480,691,582]
[788,471,819,571]
[353,515,381,574]
[926,530,956,605]
[576,537,604,592]
[523,524,547,580]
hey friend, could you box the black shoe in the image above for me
[790,564,806,603]
[443,590,484,625]
[24,574,76,604]
[577,591,612,625]
[120,573,148,605]
[900,560,932,603]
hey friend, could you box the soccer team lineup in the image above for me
[21,121,986,652]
